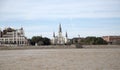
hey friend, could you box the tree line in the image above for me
[28,36,51,45]
[28,36,108,45]
[72,37,107,45]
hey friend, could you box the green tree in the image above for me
[79,37,107,45]
[43,37,51,45]
[29,36,51,45]
[95,37,107,45]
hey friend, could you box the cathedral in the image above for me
[51,24,68,45]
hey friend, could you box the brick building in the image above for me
[102,36,120,44]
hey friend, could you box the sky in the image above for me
[0,0,120,39]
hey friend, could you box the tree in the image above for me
[3,28,15,35]
[29,36,51,45]
[43,37,51,45]
[97,37,107,44]
[38,41,44,45]
[77,37,107,45]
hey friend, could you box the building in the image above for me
[102,36,120,44]
[51,24,69,45]
[72,37,82,44]
[0,27,28,46]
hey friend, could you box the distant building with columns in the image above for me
[51,24,69,45]
[0,27,28,46]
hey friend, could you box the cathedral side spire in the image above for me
[0,28,2,37]
[66,31,68,37]
[0,28,1,31]
[53,32,55,37]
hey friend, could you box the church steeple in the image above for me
[59,23,62,33]
[65,32,68,37]
[0,28,2,37]
[52,24,69,45]
[53,32,55,37]
[0,28,1,31]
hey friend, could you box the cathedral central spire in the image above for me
[59,24,62,33]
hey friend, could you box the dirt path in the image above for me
[0,49,120,70]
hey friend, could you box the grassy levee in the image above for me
[0,45,76,50]
[0,45,120,50]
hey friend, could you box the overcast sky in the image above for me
[0,0,120,38]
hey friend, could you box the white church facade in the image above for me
[51,24,69,45]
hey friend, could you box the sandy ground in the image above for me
[0,49,120,70]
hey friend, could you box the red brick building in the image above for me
[102,36,120,44]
